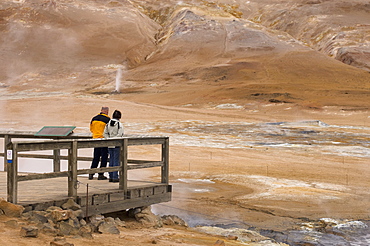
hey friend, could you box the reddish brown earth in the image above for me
[0,0,369,245]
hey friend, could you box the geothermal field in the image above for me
[0,0,370,245]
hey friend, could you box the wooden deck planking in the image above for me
[0,172,167,206]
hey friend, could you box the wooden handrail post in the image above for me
[68,140,78,199]
[119,138,128,193]
[161,138,169,184]
[3,135,10,172]
[53,149,61,172]
[7,143,18,203]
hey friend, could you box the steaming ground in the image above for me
[1,96,369,235]
[126,119,370,157]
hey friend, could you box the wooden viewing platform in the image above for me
[0,131,171,217]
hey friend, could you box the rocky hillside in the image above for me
[0,0,369,108]
[238,0,370,71]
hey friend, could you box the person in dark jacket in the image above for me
[89,106,110,180]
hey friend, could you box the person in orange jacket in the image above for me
[89,106,110,180]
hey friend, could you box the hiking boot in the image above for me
[112,179,119,183]
[98,175,108,180]
[88,174,94,180]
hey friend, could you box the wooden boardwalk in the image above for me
[0,132,172,216]
[0,171,171,215]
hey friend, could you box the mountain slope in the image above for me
[0,0,369,109]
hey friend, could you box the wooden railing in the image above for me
[0,131,91,173]
[0,132,169,204]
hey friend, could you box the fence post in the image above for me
[119,138,128,194]
[68,140,78,199]
[161,138,169,184]
[7,142,18,203]
[53,149,61,172]
[3,135,10,172]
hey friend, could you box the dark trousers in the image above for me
[90,147,108,175]
[108,147,120,180]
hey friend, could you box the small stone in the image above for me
[4,220,19,229]
[213,240,225,246]
[227,235,238,240]
[29,211,49,224]
[58,221,79,236]
[20,226,39,237]
[89,214,105,223]
[104,217,115,223]
[50,209,72,222]
[134,206,163,228]
[50,237,74,246]
[98,221,120,234]
[89,214,104,232]
[46,206,63,213]
[114,217,126,227]
[89,215,105,232]
[48,219,57,228]
[61,199,81,211]
[78,225,93,239]
[21,211,31,220]
[161,215,188,227]
[41,223,58,236]
[72,209,84,219]
[0,198,25,217]
[79,219,87,226]
[67,217,80,228]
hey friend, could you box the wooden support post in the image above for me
[161,138,169,184]
[7,143,18,203]
[119,138,128,194]
[68,140,78,199]
[3,135,10,172]
[53,149,61,172]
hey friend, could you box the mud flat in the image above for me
[1,95,369,245]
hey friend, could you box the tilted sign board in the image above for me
[35,126,76,137]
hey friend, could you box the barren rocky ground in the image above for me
[0,0,369,245]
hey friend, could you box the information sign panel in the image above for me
[35,126,76,137]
